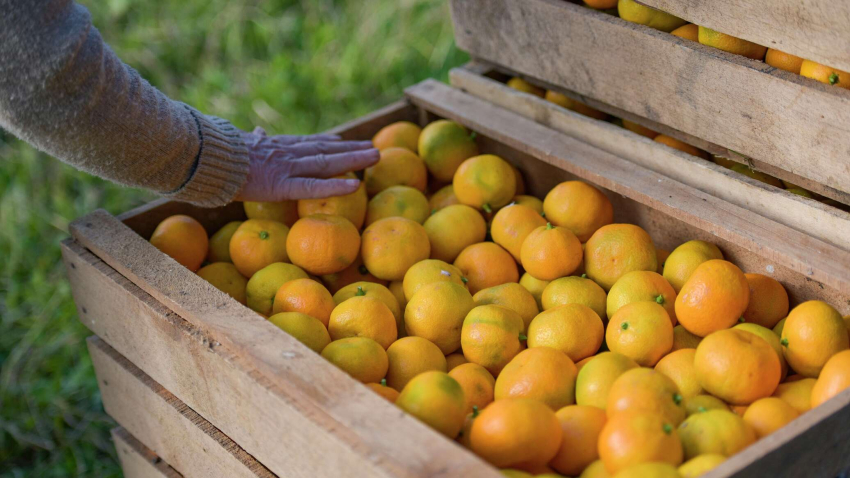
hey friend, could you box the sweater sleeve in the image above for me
[0,0,249,207]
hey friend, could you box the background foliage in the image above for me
[0,1,466,475]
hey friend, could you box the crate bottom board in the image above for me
[112,427,182,478]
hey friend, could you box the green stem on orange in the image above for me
[380,378,387,387]
[259,231,270,240]
[461,277,469,284]
[673,393,683,405]
[482,203,492,214]
[738,316,746,323]
[546,222,554,230]
[581,273,587,279]
[519,333,527,341]
[655,294,665,305]
[662,423,673,434]
[358,265,370,275]
[781,338,789,347]
[470,132,478,141]
[355,286,366,296]
[621,322,629,330]
[829,72,840,85]
[472,405,480,418]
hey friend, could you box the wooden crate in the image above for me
[449,0,850,205]
[64,81,850,478]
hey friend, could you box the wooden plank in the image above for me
[448,65,850,252]
[404,80,850,304]
[112,427,182,478]
[61,240,497,478]
[639,0,850,74]
[89,337,275,478]
[449,0,850,196]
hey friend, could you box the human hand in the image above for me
[235,127,379,202]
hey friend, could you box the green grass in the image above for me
[0,1,466,475]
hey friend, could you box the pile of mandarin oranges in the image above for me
[149,119,850,478]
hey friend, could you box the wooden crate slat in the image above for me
[61,240,497,478]
[89,337,275,478]
[449,0,850,196]
[112,427,183,478]
[448,65,850,252]
[639,0,850,73]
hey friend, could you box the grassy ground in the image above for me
[0,1,466,475]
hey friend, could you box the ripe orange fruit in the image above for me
[449,362,496,414]
[333,282,401,326]
[470,398,562,468]
[495,347,578,410]
[655,348,703,398]
[372,121,421,153]
[580,460,610,478]
[385,336,447,391]
[507,77,545,97]
[583,0,617,9]
[545,90,609,121]
[520,272,550,311]
[297,173,367,229]
[606,301,673,367]
[363,148,427,196]
[461,305,525,375]
[404,281,475,354]
[670,24,699,42]
[734,322,788,379]
[511,195,544,214]
[429,184,460,211]
[272,278,334,326]
[549,406,607,476]
[695,329,781,405]
[781,300,849,377]
[207,221,242,263]
[541,276,607,321]
[672,324,702,351]
[446,353,468,371]
[396,371,467,438]
[245,262,308,315]
[811,349,850,408]
[618,0,687,32]
[286,214,360,275]
[622,119,659,139]
[454,242,518,295]
[520,223,583,281]
[453,154,517,213]
[585,224,657,291]
[321,337,388,383]
[491,204,547,263]
[473,283,539,332]
[741,273,788,329]
[365,186,430,226]
[365,379,400,403]
[575,352,639,409]
[423,204,486,263]
[654,135,709,159]
[607,368,687,426]
[150,215,209,272]
[598,412,683,474]
[675,259,749,337]
[229,220,290,279]
[678,454,726,478]
[402,259,467,301]
[607,271,677,324]
[267,311,331,353]
[388,280,406,311]
[361,217,430,281]
[772,378,816,413]
[765,49,804,74]
[328,296,397,349]
[663,240,724,293]
[320,254,386,294]
[698,26,767,60]
[684,395,729,416]
[418,120,479,182]
[528,304,604,362]
[742,397,799,438]
[244,201,298,227]
[677,409,756,459]
[543,181,613,242]
[800,60,850,89]
[197,262,247,304]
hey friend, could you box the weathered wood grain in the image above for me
[112,428,182,478]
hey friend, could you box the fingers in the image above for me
[284,148,380,179]
[267,133,343,145]
[252,126,267,136]
[274,177,362,200]
[284,140,374,157]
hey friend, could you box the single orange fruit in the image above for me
[521,223,583,281]
[507,77,545,97]
[267,311,331,353]
[549,406,607,476]
[684,395,729,416]
[541,276,607,322]
[585,224,657,291]
[396,371,467,438]
[272,277,334,326]
[734,322,788,379]
[677,409,756,459]
[449,362,496,414]
[520,272,550,311]
[365,186,430,226]
[453,154,517,213]
[446,353,468,371]
[678,454,726,478]
[698,26,767,60]
[511,165,526,196]
[404,281,475,354]
[454,242,519,295]
[150,215,208,272]
[423,204,487,263]
[320,254,387,294]
[543,181,613,242]
[575,352,639,410]
[579,460,610,478]
[286,214,360,276]
[328,296,397,349]
[321,337,388,383]
[470,398,563,468]
[656,248,671,274]
[418,120,480,182]
[297,173,367,229]
[800,60,850,89]
[545,90,609,121]
[622,119,659,139]
[361,216,430,281]
[473,283,539,332]
[765,49,804,74]
[607,368,687,426]
[607,271,677,324]
[811,349,850,408]
[729,404,749,417]
[654,135,709,159]
[491,204,547,263]
[598,412,683,474]
[607,301,673,367]
[197,262,247,304]
[675,259,749,337]
[781,300,849,377]
[461,305,525,376]
[402,259,467,301]
[229,219,289,278]
[672,324,702,351]
[655,348,702,398]
[618,0,687,32]
[511,195,543,214]
[495,347,578,410]
[385,336,447,391]
[429,184,460,211]
[366,379,400,403]
[244,201,298,227]
[742,397,799,438]
[695,329,781,405]
[372,121,421,153]
[772,378,816,413]
[663,240,724,293]
[741,273,788,329]
[333,281,401,329]
[245,262,308,315]
[207,220,242,263]
[528,304,604,362]
[363,147,427,196]
[670,24,699,42]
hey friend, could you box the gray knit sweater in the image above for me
[0,0,250,207]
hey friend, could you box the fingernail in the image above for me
[345,179,360,187]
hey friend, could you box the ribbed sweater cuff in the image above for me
[166,109,250,207]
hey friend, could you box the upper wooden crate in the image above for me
[449,0,850,204]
